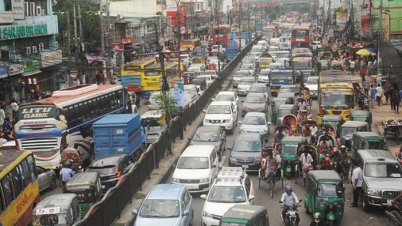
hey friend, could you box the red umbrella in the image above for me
[352,43,363,49]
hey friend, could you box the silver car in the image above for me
[239,63,256,76]
[233,70,252,88]
[237,77,256,96]
[147,91,162,110]
[36,166,57,192]
[249,83,269,103]
[242,93,268,117]
[189,126,226,159]
[239,112,270,142]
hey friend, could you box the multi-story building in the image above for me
[0,0,61,103]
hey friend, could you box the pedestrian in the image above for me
[60,161,75,188]
[370,84,376,108]
[310,212,326,226]
[0,106,5,132]
[2,117,12,133]
[360,66,367,84]
[350,160,363,207]
[376,84,383,106]
[399,88,402,107]
[349,58,355,75]
[392,86,400,114]
[389,86,396,110]
[362,79,370,96]
[384,80,391,104]
[300,148,313,186]
[10,99,18,121]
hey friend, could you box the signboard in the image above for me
[41,50,62,68]
[9,63,23,76]
[361,15,371,31]
[36,207,61,215]
[173,79,184,108]
[21,58,41,73]
[0,12,14,24]
[383,14,390,42]
[19,106,56,119]
[166,4,177,12]
[12,0,25,20]
[0,24,47,40]
[70,69,78,78]
[122,38,136,44]
[0,65,8,78]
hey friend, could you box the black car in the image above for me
[189,126,226,160]
[87,155,135,192]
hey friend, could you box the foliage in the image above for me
[54,0,102,54]
[153,92,180,123]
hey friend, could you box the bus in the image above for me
[212,25,231,47]
[291,26,310,48]
[120,57,157,95]
[261,25,278,39]
[0,150,40,226]
[317,83,355,125]
[180,38,201,51]
[14,84,129,169]
[143,61,181,95]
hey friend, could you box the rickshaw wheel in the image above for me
[295,165,298,184]
[258,170,261,188]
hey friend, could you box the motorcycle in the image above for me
[280,201,301,226]
[385,200,402,226]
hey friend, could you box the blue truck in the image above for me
[93,114,147,159]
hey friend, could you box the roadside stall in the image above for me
[383,119,402,144]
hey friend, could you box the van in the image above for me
[141,110,165,145]
[184,84,199,106]
[220,205,270,226]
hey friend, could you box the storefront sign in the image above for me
[0,12,14,24]
[41,50,62,68]
[9,63,23,76]
[12,0,25,20]
[22,58,41,73]
[0,24,47,40]
[0,65,8,78]
[122,38,136,44]
[70,69,78,78]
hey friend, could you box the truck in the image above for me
[93,114,147,159]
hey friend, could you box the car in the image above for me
[147,91,162,110]
[214,91,239,111]
[279,42,291,51]
[87,155,135,192]
[180,54,191,68]
[172,145,219,193]
[251,45,265,53]
[198,75,214,86]
[233,70,252,88]
[268,46,280,54]
[236,77,256,96]
[141,110,165,145]
[249,83,269,103]
[132,184,194,226]
[311,41,322,50]
[304,76,319,99]
[241,57,257,68]
[203,101,238,134]
[189,126,226,159]
[239,112,270,141]
[242,93,268,118]
[36,166,58,192]
[228,133,264,170]
[201,70,218,79]
[276,57,290,66]
[212,45,225,53]
[248,52,262,61]
[275,51,291,59]
[200,167,255,226]
[239,63,256,76]
[257,69,270,84]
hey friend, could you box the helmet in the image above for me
[314,212,321,220]
[285,186,292,192]
[64,160,71,167]
[340,145,346,149]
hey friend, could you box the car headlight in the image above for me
[230,157,237,163]
[367,188,379,196]
[200,178,209,183]
[254,159,260,163]
[172,178,179,183]
[203,210,213,218]
[222,119,230,123]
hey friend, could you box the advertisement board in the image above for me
[12,0,25,20]
[41,50,62,68]
[383,14,390,41]
[173,79,184,108]
[0,65,8,78]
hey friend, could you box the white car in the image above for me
[147,91,162,110]
[199,75,214,86]
[180,54,191,68]
[203,101,238,134]
[257,69,270,84]
[172,145,219,193]
[200,167,255,226]
[237,77,256,96]
[304,76,319,99]
[311,41,322,50]
[202,70,218,79]
[213,91,239,111]
[233,70,252,88]
[268,46,279,53]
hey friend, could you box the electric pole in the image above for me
[73,2,78,60]
[67,10,72,87]
[216,0,221,91]
[378,0,383,77]
[106,0,112,84]
[175,0,182,78]
[238,0,242,52]
[78,2,84,84]
[100,0,104,60]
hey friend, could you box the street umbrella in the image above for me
[352,43,363,49]
[356,49,371,56]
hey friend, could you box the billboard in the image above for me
[361,15,371,31]
[383,14,390,41]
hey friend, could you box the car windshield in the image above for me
[233,140,261,152]
[139,199,180,218]
[276,52,290,58]
[317,184,342,198]
[341,127,356,137]
[207,105,231,114]
[364,163,402,178]
[245,95,265,103]
[363,140,386,149]
[282,143,298,155]
[241,65,254,70]
[193,131,220,142]
[87,166,116,176]
[216,94,234,101]
[243,116,266,125]
[207,186,246,203]
[177,157,209,169]
[239,79,255,84]
[235,72,249,77]
[250,86,268,93]
[260,59,273,65]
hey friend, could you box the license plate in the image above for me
[187,184,199,190]
[387,199,392,205]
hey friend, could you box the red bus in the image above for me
[212,25,231,47]
[291,26,310,48]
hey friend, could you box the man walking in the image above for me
[349,59,355,75]
[376,84,383,106]
[350,160,363,207]
[362,79,370,96]
[370,84,376,108]
[0,106,5,132]
[384,80,391,104]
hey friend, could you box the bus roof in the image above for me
[292,26,310,30]
[126,57,155,66]
[0,150,31,174]
[147,61,179,70]
[320,83,353,88]
[29,84,123,108]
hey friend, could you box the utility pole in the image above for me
[78,2,84,84]
[377,0,383,77]
[216,0,221,91]
[175,0,182,78]
[106,0,112,84]
[238,0,242,52]
[73,2,78,60]
[67,10,72,87]
[100,0,104,60]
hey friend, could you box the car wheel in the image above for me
[189,210,194,226]
[49,176,57,190]
[362,195,370,212]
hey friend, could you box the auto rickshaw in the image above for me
[282,114,298,135]
[64,172,103,218]
[317,134,337,154]
[61,148,83,172]
[219,205,270,226]
[274,125,291,143]
[32,194,81,225]
[322,115,344,138]
[350,132,388,156]
[304,170,345,226]
[280,136,307,183]
[340,121,370,149]
[258,146,283,196]
[276,105,296,126]
[272,98,288,125]
[350,109,372,129]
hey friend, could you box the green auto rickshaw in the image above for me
[340,121,370,149]
[350,132,388,156]
[304,170,345,226]
[322,115,344,138]
[272,97,288,125]
[220,204,269,226]
[280,136,307,183]
[64,172,103,218]
[350,110,372,129]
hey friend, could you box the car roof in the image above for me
[147,184,185,200]
[141,110,162,118]
[246,93,265,97]
[196,126,222,132]
[35,194,77,210]
[210,101,232,106]
[250,83,267,87]
[235,133,261,141]
[182,145,215,157]
[308,170,342,181]
[358,149,396,162]
[217,91,235,95]
[341,121,368,127]
[244,112,266,118]
[90,155,126,166]
[353,132,382,138]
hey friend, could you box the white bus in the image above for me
[14,84,129,169]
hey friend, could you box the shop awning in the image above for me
[23,70,42,77]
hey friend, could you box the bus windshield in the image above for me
[293,60,311,68]
[319,89,354,109]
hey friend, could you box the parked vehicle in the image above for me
[189,126,226,159]
[219,204,270,226]
[36,166,58,192]
[132,184,194,226]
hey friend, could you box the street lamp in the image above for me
[174,0,182,78]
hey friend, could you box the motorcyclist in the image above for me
[358,88,368,109]
[276,128,286,143]
[280,186,301,223]
[310,212,327,226]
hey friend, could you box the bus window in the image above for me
[0,185,3,213]
[27,155,37,181]
[1,175,13,207]
[10,167,22,197]
[20,159,31,187]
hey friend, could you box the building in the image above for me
[0,0,61,103]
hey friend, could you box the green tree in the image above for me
[152,92,179,124]
[54,0,102,55]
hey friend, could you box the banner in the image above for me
[383,14,390,42]
[361,15,371,31]
[0,65,8,78]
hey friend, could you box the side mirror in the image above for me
[183,210,190,216]
[132,209,138,215]
[200,194,207,199]
[249,195,256,200]
[203,110,206,113]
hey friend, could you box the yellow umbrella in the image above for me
[356,49,371,56]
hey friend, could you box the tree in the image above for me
[152,92,180,125]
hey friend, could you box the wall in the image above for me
[108,0,157,15]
